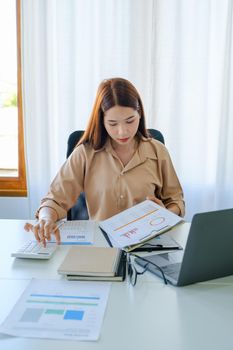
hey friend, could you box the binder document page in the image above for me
[100,200,183,249]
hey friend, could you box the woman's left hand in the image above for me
[146,196,181,216]
[146,196,166,208]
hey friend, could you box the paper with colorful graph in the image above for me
[99,200,184,251]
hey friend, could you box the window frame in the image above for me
[0,0,27,197]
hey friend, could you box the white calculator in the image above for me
[11,240,58,259]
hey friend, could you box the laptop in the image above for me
[135,208,233,286]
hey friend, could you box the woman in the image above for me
[25,77,185,244]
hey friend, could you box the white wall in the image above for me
[0,197,30,219]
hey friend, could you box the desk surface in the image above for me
[0,219,233,350]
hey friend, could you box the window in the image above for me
[0,0,27,196]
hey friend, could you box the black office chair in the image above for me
[66,129,165,220]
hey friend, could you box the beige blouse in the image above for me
[37,137,185,220]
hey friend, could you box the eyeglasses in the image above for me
[127,254,149,286]
[127,253,168,286]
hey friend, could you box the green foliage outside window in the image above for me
[3,92,17,107]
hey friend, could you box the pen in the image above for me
[54,220,65,232]
[38,220,65,247]
[139,233,152,241]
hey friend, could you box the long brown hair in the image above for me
[78,78,149,149]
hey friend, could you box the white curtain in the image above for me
[21,0,233,221]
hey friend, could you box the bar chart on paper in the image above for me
[0,279,111,341]
[20,293,96,322]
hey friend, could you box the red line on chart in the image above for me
[113,209,158,231]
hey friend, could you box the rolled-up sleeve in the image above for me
[159,149,185,217]
[36,145,86,220]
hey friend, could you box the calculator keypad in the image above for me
[11,241,57,259]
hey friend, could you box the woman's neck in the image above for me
[111,137,138,153]
[111,137,139,166]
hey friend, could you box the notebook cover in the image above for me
[58,246,121,277]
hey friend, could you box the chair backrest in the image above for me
[66,128,165,220]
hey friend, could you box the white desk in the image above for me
[0,220,233,350]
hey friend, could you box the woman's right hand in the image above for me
[24,207,61,246]
[24,219,61,246]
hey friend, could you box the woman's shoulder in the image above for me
[67,142,97,164]
[72,142,95,155]
[138,136,173,163]
[140,136,168,154]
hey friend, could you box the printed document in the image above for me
[0,279,110,341]
[52,220,96,245]
[99,200,183,250]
